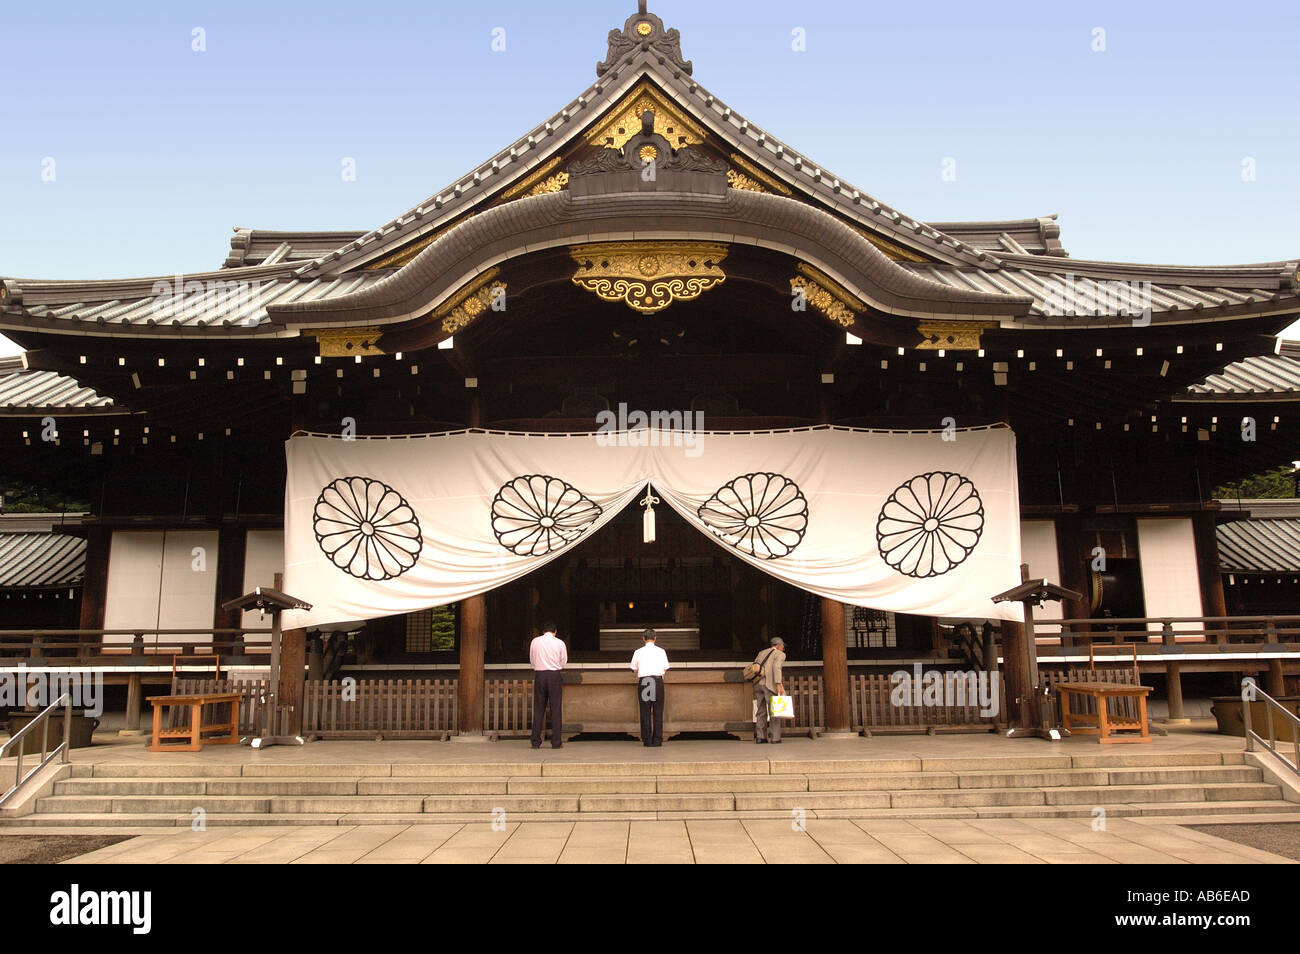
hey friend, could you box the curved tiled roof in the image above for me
[269,187,1032,328]
[1185,349,1300,399]
[0,532,85,588]
[1218,517,1300,574]
[0,357,115,415]
[928,216,1066,257]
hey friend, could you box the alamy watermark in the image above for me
[1041,273,1152,326]
[0,670,104,716]
[890,663,999,718]
[594,403,706,458]
[150,274,270,326]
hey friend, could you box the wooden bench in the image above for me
[148,693,243,752]
[1056,682,1152,744]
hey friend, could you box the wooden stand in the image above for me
[148,693,242,752]
[220,584,312,749]
[1057,682,1153,743]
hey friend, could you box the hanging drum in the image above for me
[1086,558,1144,619]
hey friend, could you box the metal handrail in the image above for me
[1241,678,1300,778]
[0,692,72,808]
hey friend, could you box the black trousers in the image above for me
[638,675,665,745]
[531,670,564,747]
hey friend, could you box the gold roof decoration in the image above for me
[915,320,997,351]
[585,80,707,151]
[436,268,507,335]
[790,263,864,329]
[500,156,569,200]
[727,154,792,196]
[570,241,728,314]
[310,327,385,357]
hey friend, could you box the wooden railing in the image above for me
[1030,615,1300,646]
[0,628,272,663]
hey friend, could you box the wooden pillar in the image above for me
[1193,511,1228,642]
[279,627,306,735]
[1001,618,1031,727]
[213,523,247,654]
[1267,658,1286,697]
[821,597,850,734]
[1056,514,1091,643]
[458,595,487,735]
[1161,622,1188,722]
[121,673,143,735]
[78,527,111,639]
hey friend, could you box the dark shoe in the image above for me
[770,740,782,744]
[650,742,662,747]
[552,743,563,749]
[530,742,541,749]
[755,738,768,744]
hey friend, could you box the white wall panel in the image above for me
[241,530,285,628]
[157,531,218,639]
[102,531,164,645]
[1020,520,1063,636]
[1136,518,1203,638]
[102,530,218,644]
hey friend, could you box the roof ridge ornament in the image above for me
[597,5,692,77]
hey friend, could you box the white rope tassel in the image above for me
[640,490,660,543]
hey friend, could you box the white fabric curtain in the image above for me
[282,426,1024,629]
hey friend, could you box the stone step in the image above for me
[1129,799,1300,816]
[36,795,272,814]
[8,795,1296,827]
[538,760,770,777]
[54,778,361,797]
[55,763,1265,796]
[418,795,580,813]
[1042,783,1281,806]
[54,779,211,796]
[577,794,737,812]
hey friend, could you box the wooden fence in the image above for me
[849,672,1006,730]
[170,678,269,736]
[302,679,458,738]
[483,679,533,736]
[173,668,1127,739]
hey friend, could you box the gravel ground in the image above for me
[1188,823,1300,861]
[0,835,129,865]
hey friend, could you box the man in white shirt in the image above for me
[629,628,670,747]
[529,621,567,749]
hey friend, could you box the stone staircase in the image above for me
[5,749,1297,827]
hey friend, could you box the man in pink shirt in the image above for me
[529,621,567,749]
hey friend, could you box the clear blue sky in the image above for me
[2,0,1299,350]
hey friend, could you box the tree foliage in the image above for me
[1215,463,1298,500]
[0,479,88,514]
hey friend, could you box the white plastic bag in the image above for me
[769,694,794,719]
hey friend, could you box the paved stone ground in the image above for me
[10,719,1248,771]
[23,816,1294,864]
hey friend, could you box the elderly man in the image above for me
[529,621,567,749]
[629,628,670,747]
[752,636,787,744]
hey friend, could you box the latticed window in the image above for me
[849,605,895,648]
[404,605,457,652]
